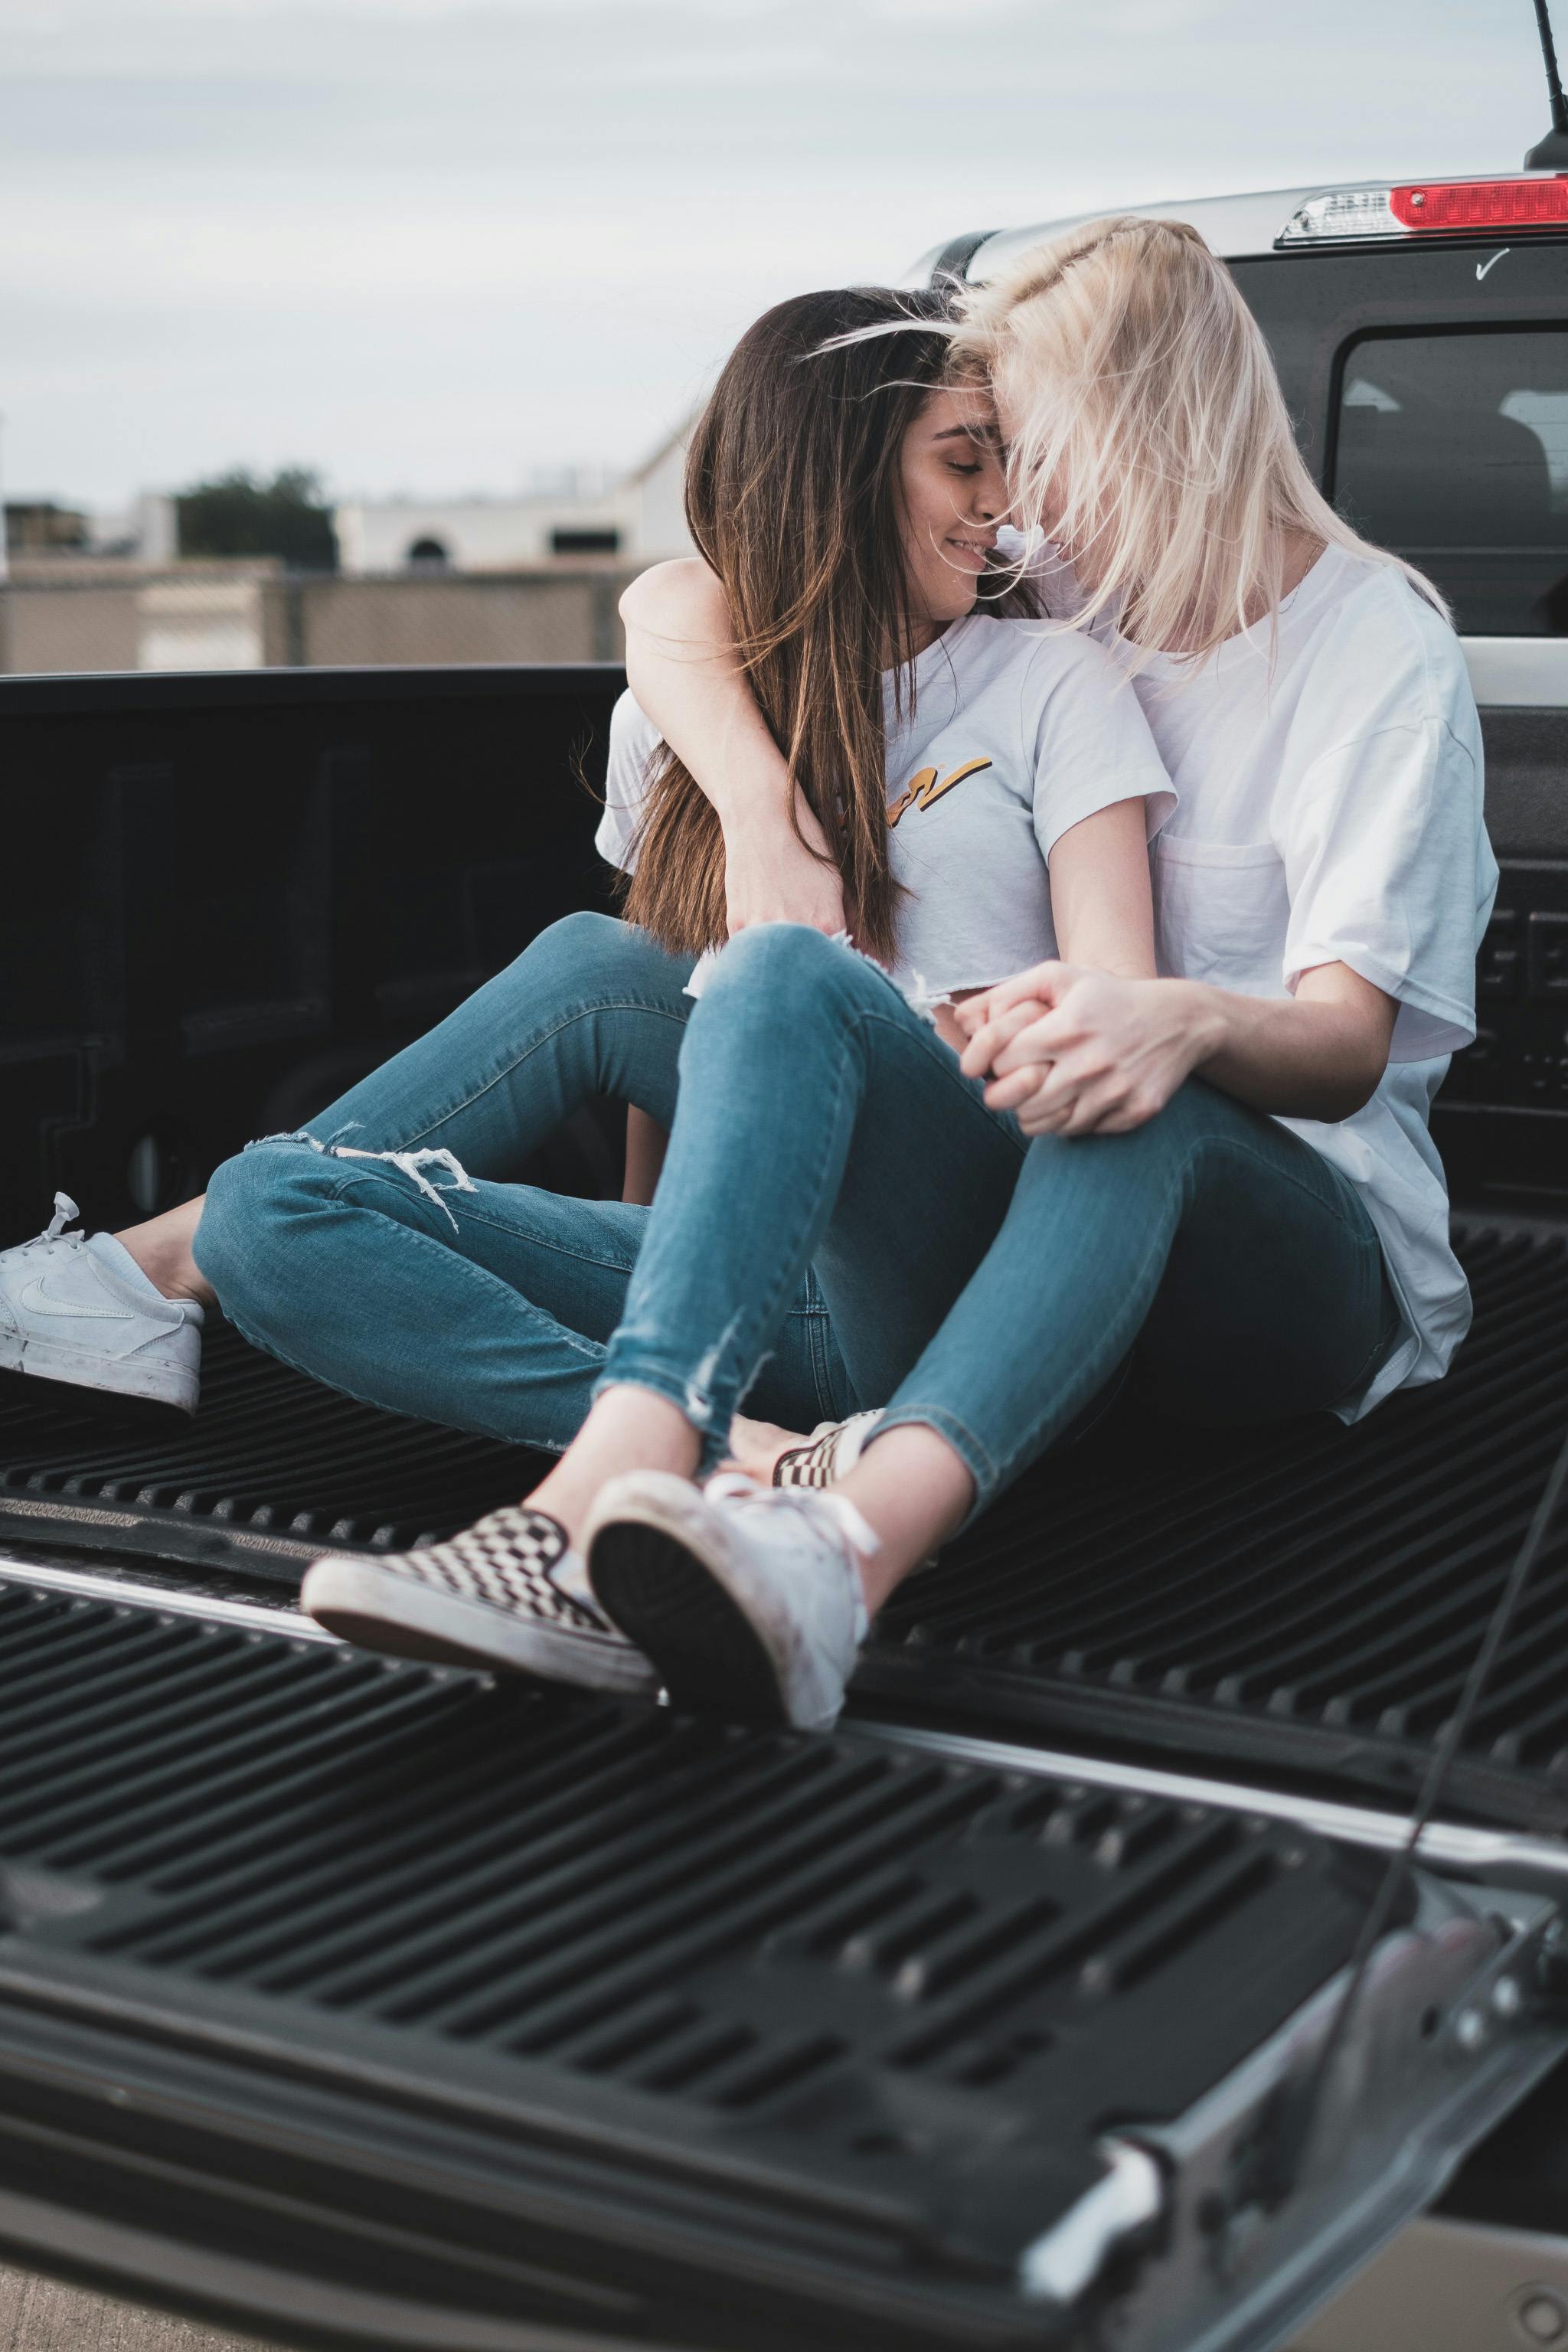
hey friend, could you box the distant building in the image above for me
[4,501,90,555]
[335,491,626,575]
[2,557,274,674]
[1,416,702,675]
[626,419,694,565]
[21,492,179,565]
[334,422,697,577]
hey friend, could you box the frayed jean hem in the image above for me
[867,1402,1001,1530]
[870,1352,1136,1535]
[590,1364,734,1472]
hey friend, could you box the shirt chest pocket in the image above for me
[1152,835,1290,993]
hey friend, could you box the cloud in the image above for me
[0,0,1550,504]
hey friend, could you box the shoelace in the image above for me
[704,1468,877,1550]
[21,1193,84,1256]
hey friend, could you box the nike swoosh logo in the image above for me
[19,1279,133,1321]
[1476,248,1510,281]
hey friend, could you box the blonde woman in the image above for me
[343,220,1492,1734]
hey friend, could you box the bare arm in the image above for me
[926,801,1156,1057]
[622,1106,669,1206]
[619,560,848,936]
[1044,799,1158,981]
[959,960,1396,1135]
[1178,963,1396,1121]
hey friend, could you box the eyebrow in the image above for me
[930,423,997,443]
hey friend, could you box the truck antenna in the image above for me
[1526,0,1568,166]
[1264,1417,1568,2203]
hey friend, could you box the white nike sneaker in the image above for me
[584,1471,876,1732]
[0,1194,204,1419]
[302,1503,662,1698]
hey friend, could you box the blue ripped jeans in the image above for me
[599,924,1399,1517]
[193,913,854,1452]
[198,912,1396,1521]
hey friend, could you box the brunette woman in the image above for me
[0,283,1165,1697]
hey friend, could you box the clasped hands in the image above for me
[714,815,1211,1139]
[955,963,1213,1137]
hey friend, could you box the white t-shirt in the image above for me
[596,612,1174,997]
[1029,539,1494,1421]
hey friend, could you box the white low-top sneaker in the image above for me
[302,1503,662,1698]
[584,1471,877,1733]
[0,1194,204,1419]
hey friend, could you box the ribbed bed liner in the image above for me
[867,1217,1568,1828]
[0,1582,1376,2348]
[3,1220,1566,1828]
[0,1319,544,1567]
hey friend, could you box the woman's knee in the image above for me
[515,909,688,998]
[699,922,876,1020]
[194,1143,337,1310]
[1026,1077,1229,1180]
[528,908,626,965]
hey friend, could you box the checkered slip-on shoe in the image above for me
[301,1504,661,1697]
[771,1410,884,1489]
[772,1411,945,1575]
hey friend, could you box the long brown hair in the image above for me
[622,287,975,962]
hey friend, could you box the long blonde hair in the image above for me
[955,214,1448,668]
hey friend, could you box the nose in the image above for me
[971,451,1005,524]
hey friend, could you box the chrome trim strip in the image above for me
[0,1553,331,1642]
[850,1720,1568,1883]
[1462,636,1568,709]
[8,1550,1567,1881]
[964,187,1367,273]
[959,180,1568,275]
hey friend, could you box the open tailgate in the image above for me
[0,1574,1562,2352]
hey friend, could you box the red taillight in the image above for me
[1390,177,1568,231]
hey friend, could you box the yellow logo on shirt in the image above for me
[887,757,992,828]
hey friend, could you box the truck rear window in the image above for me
[1333,328,1568,635]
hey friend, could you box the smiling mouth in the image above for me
[946,534,995,570]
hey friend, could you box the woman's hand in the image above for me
[957,964,1222,1135]
[722,803,849,939]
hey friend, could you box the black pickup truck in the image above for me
[2,170,1568,2352]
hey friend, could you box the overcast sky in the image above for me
[0,0,1554,509]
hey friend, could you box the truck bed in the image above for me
[2,645,1567,2350]
[5,1213,1566,1830]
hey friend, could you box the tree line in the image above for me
[176,466,337,570]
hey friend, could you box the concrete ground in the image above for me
[9,2227,1554,2352]
[0,2258,1363,2352]
[0,2266,272,2352]
[0,2259,1411,2352]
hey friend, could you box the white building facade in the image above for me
[335,429,696,577]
